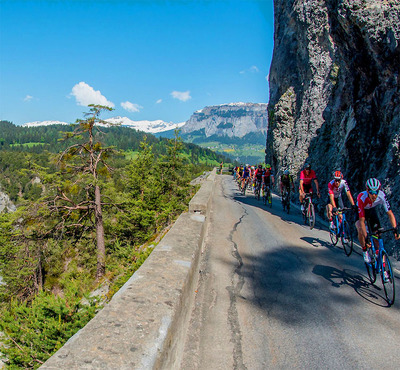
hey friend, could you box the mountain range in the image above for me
[23,117,185,134]
[21,102,268,163]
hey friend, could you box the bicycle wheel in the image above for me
[381,251,395,306]
[241,182,246,195]
[365,248,376,284]
[341,220,353,256]
[308,203,315,229]
[330,227,338,246]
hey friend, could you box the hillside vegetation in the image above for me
[0,112,230,368]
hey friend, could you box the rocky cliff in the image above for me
[0,190,16,214]
[181,103,268,138]
[267,0,400,252]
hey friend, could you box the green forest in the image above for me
[0,108,229,368]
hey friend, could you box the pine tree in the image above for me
[50,105,117,280]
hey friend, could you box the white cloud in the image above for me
[121,101,143,112]
[171,90,191,102]
[156,99,162,104]
[240,65,260,74]
[24,95,33,102]
[71,82,114,107]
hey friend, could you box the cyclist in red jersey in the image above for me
[355,178,399,263]
[299,163,320,211]
[262,164,275,188]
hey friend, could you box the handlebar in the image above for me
[370,227,398,236]
[335,207,353,212]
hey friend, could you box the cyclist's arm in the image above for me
[299,179,304,195]
[329,193,336,207]
[346,190,355,206]
[314,178,320,196]
[358,216,368,248]
[387,210,400,240]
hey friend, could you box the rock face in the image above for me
[181,103,268,138]
[0,190,16,213]
[267,0,400,252]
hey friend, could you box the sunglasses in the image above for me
[368,190,379,195]
[334,179,341,182]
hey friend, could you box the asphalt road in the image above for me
[180,175,400,370]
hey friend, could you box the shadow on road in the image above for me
[226,246,396,323]
[223,178,398,313]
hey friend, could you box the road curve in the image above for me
[180,175,400,370]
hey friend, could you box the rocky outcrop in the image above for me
[0,190,16,213]
[181,103,268,138]
[267,0,400,253]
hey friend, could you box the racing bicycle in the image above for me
[263,184,272,207]
[254,180,262,201]
[302,193,315,229]
[329,207,353,256]
[281,188,291,214]
[364,226,396,306]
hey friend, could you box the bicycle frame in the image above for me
[281,188,290,212]
[303,193,315,229]
[364,227,396,306]
[263,184,272,206]
[330,208,353,255]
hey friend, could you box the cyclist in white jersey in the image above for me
[326,170,356,229]
[355,178,399,263]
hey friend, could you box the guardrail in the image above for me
[41,169,217,369]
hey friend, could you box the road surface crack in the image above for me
[227,208,248,370]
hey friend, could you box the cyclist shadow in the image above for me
[312,265,390,307]
[301,236,335,250]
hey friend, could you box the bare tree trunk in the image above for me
[94,185,106,280]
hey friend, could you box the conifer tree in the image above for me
[51,104,116,280]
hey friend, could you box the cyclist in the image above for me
[355,178,399,264]
[299,163,320,211]
[254,164,264,193]
[326,170,356,229]
[262,164,275,201]
[280,169,295,195]
[241,164,251,192]
[237,164,244,183]
[250,165,256,190]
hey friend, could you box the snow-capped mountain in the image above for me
[22,117,185,134]
[23,120,70,127]
[104,117,185,133]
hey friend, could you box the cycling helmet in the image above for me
[265,164,271,169]
[283,169,289,175]
[251,166,255,170]
[333,170,343,180]
[366,178,381,193]
[304,163,311,170]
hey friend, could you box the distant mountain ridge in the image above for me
[181,102,268,138]
[23,118,185,134]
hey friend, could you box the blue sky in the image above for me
[0,0,274,125]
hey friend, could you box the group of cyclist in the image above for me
[233,163,399,267]
[234,164,275,197]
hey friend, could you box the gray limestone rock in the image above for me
[181,103,268,138]
[267,0,400,256]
